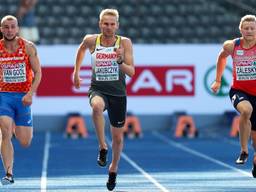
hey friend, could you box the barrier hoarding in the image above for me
[34,44,233,115]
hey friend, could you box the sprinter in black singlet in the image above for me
[73,8,135,191]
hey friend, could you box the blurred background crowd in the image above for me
[2,0,256,45]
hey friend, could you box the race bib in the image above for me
[2,63,26,83]
[95,61,119,81]
[236,65,256,80]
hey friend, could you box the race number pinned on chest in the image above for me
[2,63,26,83]
[94,51,119,81]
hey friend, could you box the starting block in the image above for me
[229,115,240,137]
[65,113,88,138]
[224,111,239,137]
[124,112,142,138]
[174,112,198,138]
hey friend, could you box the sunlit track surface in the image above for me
[1,131,256,192]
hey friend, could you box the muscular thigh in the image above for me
[107,95,126,128]
[229,88,249,109]
[88,90,108,110]
[0,92,32,127]
[0,116,14,137]
[15,125,33,141]
[15,103,32,127]
[229,88,256,130]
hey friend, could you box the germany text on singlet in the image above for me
[90,34,126,96]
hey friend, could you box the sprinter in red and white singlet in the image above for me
[211,15,256,178]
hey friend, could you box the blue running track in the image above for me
[1,131,256,192]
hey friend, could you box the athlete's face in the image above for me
[0,19,19,41]
[99,15,119,38]
[240,21,256,41]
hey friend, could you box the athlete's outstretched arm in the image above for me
[73,35,91,89]
[118,38,135,77]
[23,42,42,106]
[211,40,234,93]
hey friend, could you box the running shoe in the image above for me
[106,172,117,191]
[252,163,256,178]
[97,148,108,167]
[1,173,14,185]
[236,151,248,164]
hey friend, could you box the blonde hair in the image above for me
[99,9,119,22]
[1,15,18,26]
[239,15,256,30]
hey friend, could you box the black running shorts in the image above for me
[229,88,256,130]
[89,90,127,128]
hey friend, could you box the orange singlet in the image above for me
[0,38,33,93]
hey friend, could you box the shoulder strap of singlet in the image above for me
[95,34,101,47]
[114,35,121,48]
[17,37,27,55]
[234,38,240,47]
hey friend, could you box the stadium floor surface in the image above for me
[1,130,256,192]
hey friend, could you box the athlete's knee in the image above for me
[15,126,33,147]
[240,107,253,119]
[239,103,253,118]
[0,127,13,140]
[19,139,32,148]
[112,132,123,145]
[91,100,104,113]
[17,135,32,147]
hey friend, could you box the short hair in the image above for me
[239,15,256,30]
[1,15,18,26]
[99,9,119,22]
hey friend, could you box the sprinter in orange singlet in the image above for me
[0,15,41,185]
[211,15,256,178]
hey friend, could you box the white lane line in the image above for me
[221,136,254,150]
[152,131,251,177]
[106,138,170,192]
[41,131,51,192]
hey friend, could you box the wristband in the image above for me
[117,60,123,65]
